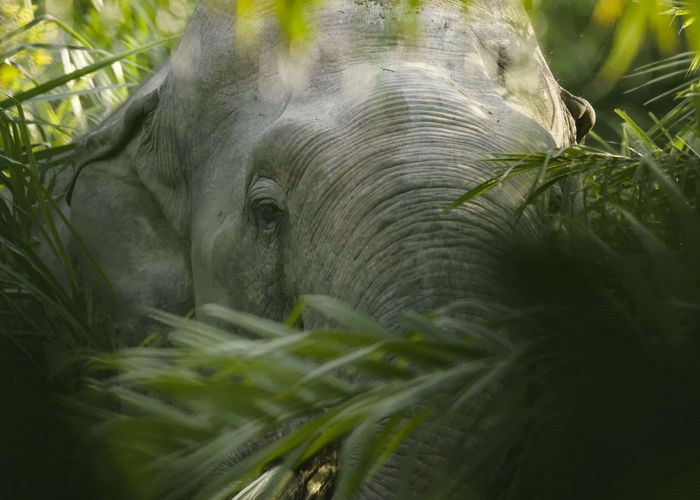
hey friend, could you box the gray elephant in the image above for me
[69,0,593,495]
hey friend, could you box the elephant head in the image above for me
[69,0,595,495]
[70,0,594,343]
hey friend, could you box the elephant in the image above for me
[68,0,594,496]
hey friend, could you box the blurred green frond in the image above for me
[84,296,516,499]
[0,0,194,146]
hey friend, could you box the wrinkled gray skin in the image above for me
[70,0,594,496]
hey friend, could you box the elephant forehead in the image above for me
[252,67,555,192]
[178,0,569,196]
[283,62,492,130]
[174,0,569,150]
[176,0,537,99]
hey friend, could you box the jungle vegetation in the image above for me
[1,1,700,498]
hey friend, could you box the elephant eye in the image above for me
[253,199,284,229]
[248,177,286,233]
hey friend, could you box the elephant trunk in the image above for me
[293,169,541,330]
[291,173,542,499]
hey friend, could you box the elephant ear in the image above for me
[561,87,596,144]
[70,65,189,236]
[69,66,193,343]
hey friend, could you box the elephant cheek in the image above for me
[208,218,289,319]
[195,217,237,307]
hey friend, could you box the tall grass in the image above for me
[1,14,178,359]
[0,3,186,497]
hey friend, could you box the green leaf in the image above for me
[0,37,174,109]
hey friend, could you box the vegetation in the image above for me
[1,1,699,499]
[0,1,196,496]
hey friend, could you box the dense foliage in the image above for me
[1,1,700,499]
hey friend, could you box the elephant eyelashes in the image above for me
[248,177,287,233]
